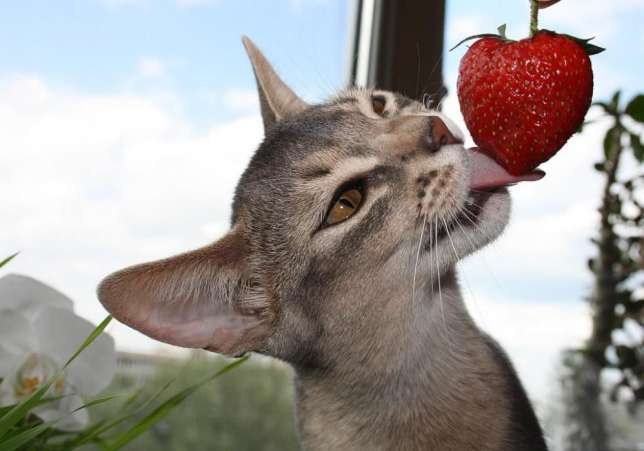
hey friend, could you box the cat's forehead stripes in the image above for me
[297,155,380,187]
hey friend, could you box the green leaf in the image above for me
[603,125,620,159]
[103,355,250,451]
[120,388,144,410]
[0,253,18,270]
[610,91,622,111]
[0,396,66,418]
[64,315,112,368]
[497,24,507,39]
[625,95,644,123]
[631,133,644,162]
[0,422,51,451]
[593,101,610,111]
[63,419,108,450]
[72,395,120,413]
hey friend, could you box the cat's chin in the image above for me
[424,187,510,265]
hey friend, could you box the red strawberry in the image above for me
[457,30,595,175]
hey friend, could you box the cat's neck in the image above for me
[293,269,546,451]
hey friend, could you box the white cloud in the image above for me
[0,76,263,354]
[465,295,591,403]
[136,57,166,79]
[539,0,644,42]
[447,15,493,48]
[222,89,259,113]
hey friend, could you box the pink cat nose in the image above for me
[425,116,462,153]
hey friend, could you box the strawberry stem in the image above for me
[530,0,539,37]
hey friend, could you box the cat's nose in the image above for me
[425,116,462,153]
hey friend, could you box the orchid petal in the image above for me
[34,394,89,431]
[33,308,116,395]
[0,376,18,407]
[0,274,74,319]
[0,311,37,375]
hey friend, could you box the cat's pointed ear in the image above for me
[97,226,273,356]
[242,36,308,130]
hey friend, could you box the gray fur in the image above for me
[98,38,548,450]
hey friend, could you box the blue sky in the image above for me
[1,0,643,408]
[0,0,350,124]
[2,0,641,113]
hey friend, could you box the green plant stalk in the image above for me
[530,0,539,37]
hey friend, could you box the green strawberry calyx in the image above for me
[449,24,605,57]
[449,24,512,52]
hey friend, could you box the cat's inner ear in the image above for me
[242,36,308,130]
[97,226,273,356]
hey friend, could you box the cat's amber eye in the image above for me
[325,188,363,226]
[372,95,386,116]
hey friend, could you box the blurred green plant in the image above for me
[94,354,299,451]
[561,92,644,451]
[589,92,644,403]
[0,254,249,451]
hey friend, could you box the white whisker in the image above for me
[449,210,475,251]
[444,211,488,331]
[411,213,427,304]
[433,216,454,353]
[441,216,460,262]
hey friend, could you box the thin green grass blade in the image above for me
[0,379,54,440]
[73,395,120,413]
[103,394,188,450]
[0,395,116,451]
[59,419,107,450]
[0,421,52,451]
[64,380,174,449]
[0,253,18,270]
[104,355,249,451]
[64,315,112,368]
[0,395,67,418]
[120,388,144,410]
[126,379,174,415]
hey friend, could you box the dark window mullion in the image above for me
[349,0,447,107]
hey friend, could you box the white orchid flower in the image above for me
[0,274,116,431]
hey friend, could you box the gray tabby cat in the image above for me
[98,37,548,451]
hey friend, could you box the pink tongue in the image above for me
[469,148,545,190]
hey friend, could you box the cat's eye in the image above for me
[372,95,386,116]
[325,186,364,226]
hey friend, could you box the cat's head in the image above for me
[98,38,511,365]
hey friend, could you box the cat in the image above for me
[98,37,548,451]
